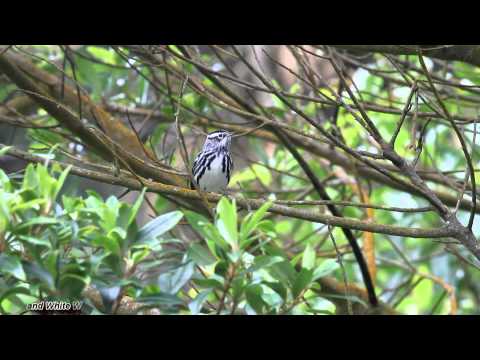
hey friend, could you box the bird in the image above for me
[191,130,234,193]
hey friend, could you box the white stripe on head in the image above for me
[207,130,228,139]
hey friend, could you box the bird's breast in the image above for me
[196,153,229,192]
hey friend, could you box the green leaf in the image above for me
[157,260,195,295]
[125,187,147,229]
[216,197,238,250]
[102,196,120,231]
[44,250,59,281]
[92,234,121,256]
[0,145,12,156]
[131,247,151,264]
[192,278,224,290]
[59,272,88,299]
[231,277,245,303]
[207,224,229,252]
[292,268,313,298]
[167,45,182,56]
[16,216,59,230]
[184,211,210,236]
[86,46,116,65]
[245,284,267,314]
[260,286,283,309]
[0,191,12,232]
[263,281,287,301]
[0,169,12,192]
[312,259,340,281]
[247,255,284,273]
[240,201,272,244]
[252,164,272,186]
[227,250,242,263]
[230,164,272,187]
[0,287,31,312]
[52,165,71,201]
[22,262,55,290]
[269,260,297,285]
[188,290,211,314]
[183,93,197,109]
[11,198,47,212]
[301,243,316,270]
[109,227,127,240]
[136,293,183,307]
[36,164,55,199]
[137,210,183,243]
[271,94,286,111]
[0,254,26,281]
[101,253,124,276]
[22,164,38,191]
[289,83,301,94]
[307,297,336,314]
[18,235,52,249]
[185,211,228,253]
[187,243,217,266]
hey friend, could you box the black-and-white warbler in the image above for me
[191,130,234,192]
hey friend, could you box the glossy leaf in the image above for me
[187,243,217,266]
[157,260,195,295]
[247,255,285,273]
[301,243,316,270]
[188,290,211,314]
[240,200,272,244]
[292,268,313,298]
[312,259,340,281]
[216,197,238,250]
[245,284,267,314]
[137,211,183,243]
[0,254,26,281]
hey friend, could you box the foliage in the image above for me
[184,197,340,314]
[0,164,339,314]
[0,163,185,314]
[1,45,480,314]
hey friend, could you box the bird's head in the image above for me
[203,130,232,151]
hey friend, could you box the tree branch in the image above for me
[330,45,480,67]
[1,144,456,239]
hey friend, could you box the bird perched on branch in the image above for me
[191,130,234,193]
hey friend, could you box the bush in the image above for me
[0,163,340,314]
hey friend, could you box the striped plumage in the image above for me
[191,130,233,192]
